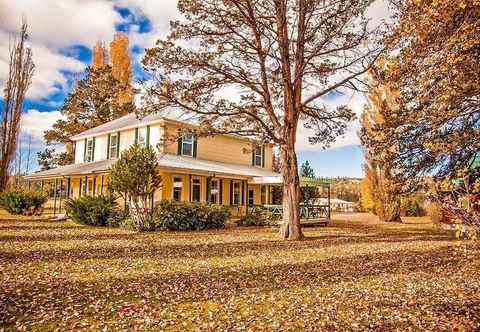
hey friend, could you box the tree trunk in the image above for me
[278,142,303,240]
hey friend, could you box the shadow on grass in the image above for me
[2,244,478,329]
[0,226,455,264]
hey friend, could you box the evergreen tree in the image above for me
[300,161,315,179]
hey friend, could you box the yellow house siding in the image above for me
[163,123,274,170]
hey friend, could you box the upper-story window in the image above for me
[108,133,119,159]
[136,127,148,147]
[253,145,263,167]
[85,138,94,162]
[182,134,194,157]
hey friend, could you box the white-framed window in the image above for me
[136,127,148,147]
[232,180,241,205]
[173,176,183,201]
[86,138,94,162]
[192,177,201,202]
[109,133,119,159]
[210,179,220,204]
[182,134,194,157]
[253,145,263,167]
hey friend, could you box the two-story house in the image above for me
[25,112,282,216]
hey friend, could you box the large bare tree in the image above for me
[142,0,384,239]
[0,22,34,191]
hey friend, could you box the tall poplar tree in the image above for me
[141,0,384,240]
[0,22,34,191]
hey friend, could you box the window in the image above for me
[210,179,220,204]
[261,185,267,205]
[87,179,94,195]
[232,181,241,205]
[182,134,194,157]
[136,127,148,147]
[109,133,119,159]
[253,145,263,167]
[192,178,201,202]
[85,138,94,162]
[248,189,254,206]
[173,177,183,201]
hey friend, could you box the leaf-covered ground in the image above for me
[1,214,479,331]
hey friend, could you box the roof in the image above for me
[25,159,115,179]
[25,154,281,181]
[70,112,167,140]
[69,110,255,144]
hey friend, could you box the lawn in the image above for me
[1,215,479,331]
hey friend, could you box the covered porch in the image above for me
[247,176,332,225]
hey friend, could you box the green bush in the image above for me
[64,195,119,226]
[0,190,47,215]
[237,207,278,226]
[153,200,230,231]
[401,195,426,217]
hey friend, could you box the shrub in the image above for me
[401,195,426,217]
[109,144,161,227]
[0,190,47,215]
[119,215,156,231]
[237,207,278,226]
[153,200,230,231]
[64,195,118,226]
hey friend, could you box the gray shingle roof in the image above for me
[25,154,281,181]
[70,112,164,140]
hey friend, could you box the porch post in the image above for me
[84,176,87,196]
[244,180,247,216]
[66,177,71,199]
[53,178,58,216]
[100,175,104,195]
[58,179,63,214]
[189,175,192,202]
[327,184,331,219]
[93,177,96,196]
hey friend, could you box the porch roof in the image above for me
[24,153,282,181]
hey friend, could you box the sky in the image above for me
[0,0,389,178]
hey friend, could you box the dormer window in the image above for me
[85,138,95,162]
[253,145,263,167]
[181,134,194,157]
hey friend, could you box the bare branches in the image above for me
[0,21,34,191]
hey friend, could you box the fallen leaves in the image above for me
[0,217,479,330]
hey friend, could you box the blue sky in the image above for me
[0,1,381,178]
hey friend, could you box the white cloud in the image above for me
[0,30,86,99]
[0,0,126,100]
[20,109,63,146]
[116,0,179,50]
[0,0,123,49]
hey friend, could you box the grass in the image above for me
[0,215,479,331]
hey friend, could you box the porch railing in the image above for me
[248,204,330,220]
